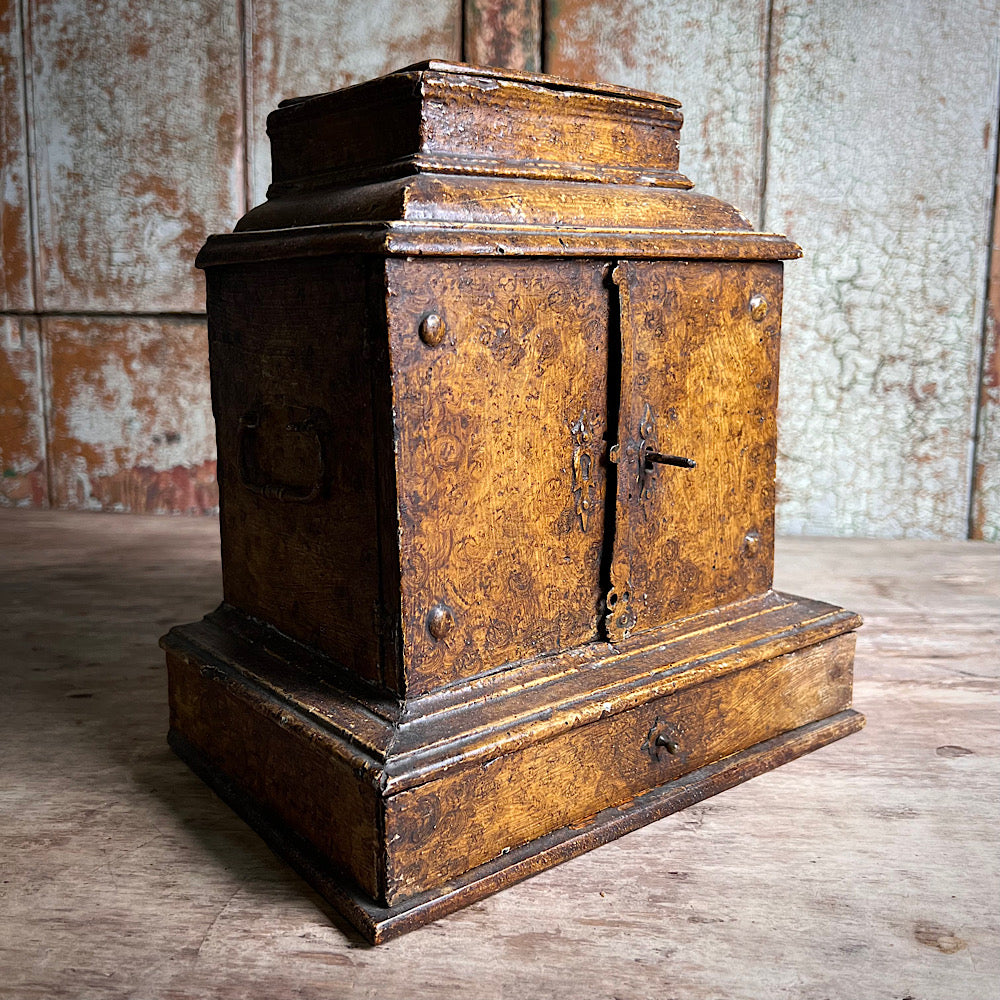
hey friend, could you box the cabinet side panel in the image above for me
[208,257,382,685]
[386,258,610,694]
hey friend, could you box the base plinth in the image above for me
[163,590,863,943]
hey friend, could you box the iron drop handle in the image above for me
[237,410,326,503]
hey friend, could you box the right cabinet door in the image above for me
[606,260,783,639]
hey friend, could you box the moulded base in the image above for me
[163,591,863,943]
[169,709,863,944]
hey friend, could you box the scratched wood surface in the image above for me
[1,1,997,534]
[545,0,1000,541]
[0,511,995,998]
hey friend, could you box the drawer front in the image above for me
[386,258,610,695]
[384,632,855,903]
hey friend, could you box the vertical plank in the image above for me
[43,318,217,513]
[545,0,769,222]
[464,0,541,71]
[0,0,35,310]
[765,0,1000,538]
[247,0,462,206]
[971,150,1000,541]
[27,0,243,312]
[0,316,46,506]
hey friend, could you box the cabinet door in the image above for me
[605,260,781,640]
[386,258,609,695]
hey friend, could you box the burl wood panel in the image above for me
[247,0,462,207]
[385,258,609,693]
[0,317,46,506]
[0,0,33,311]
[25,0,242,312]
[209,257,384,687]
[544,0,770,222]
[43,317,217,512]
[384,632,856,902]
[610,261,780,631]
[765,0,999,538]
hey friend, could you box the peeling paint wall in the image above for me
[0,0,997,536]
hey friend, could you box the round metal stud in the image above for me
[743,530,761,557]
[427,603,454,640]
[419,313,446,346]
[749,295,768,322]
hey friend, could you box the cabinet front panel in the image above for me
[609,260,781,635]
[386,259,610,693]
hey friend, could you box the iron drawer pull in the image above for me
[237,411,325,503]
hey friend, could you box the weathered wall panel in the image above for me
[972,159,1000,542]
[0,316,46,506]
[766,0,1000,538]
[43,317,216,513]
[247,0,462,206]
[464,0,541,71]
[545,0,769,223]
[26,0,243,313]
[1,0,34,310]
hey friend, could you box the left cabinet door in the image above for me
[386,258,611,695]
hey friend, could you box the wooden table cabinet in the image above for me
[163,61,863,942]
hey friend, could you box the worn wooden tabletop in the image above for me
[0,510,996,999]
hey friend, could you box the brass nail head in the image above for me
[427,603,454,640]
[420,313,446,346]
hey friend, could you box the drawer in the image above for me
[384,631,856,902]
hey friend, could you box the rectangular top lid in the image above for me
[266,60,691,193]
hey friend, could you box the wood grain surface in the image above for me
[246,0,462,207]
[545,0,771,223]
[0,511,995,997]
[1,3,996,534]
